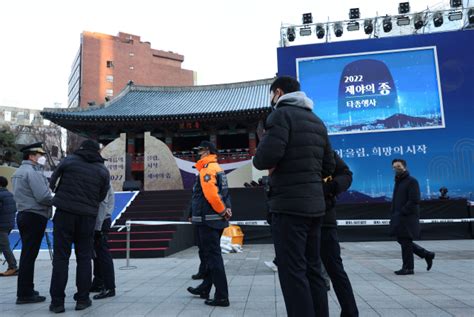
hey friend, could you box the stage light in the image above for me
[450,0,462,8]
[347,21,360,31]
[398,2,410,14]
[364,19,373,34]
[414,14,425,29]
[302,13,313,24]
[349,8,360,20]
[287,27,296,41]
[469,8,474,24]
[299,27,312,36]
[397,16,411,26]
[383,16,393,32]
[448,11,463,21]
[334,23,343,37]
[316,24,325,39]
[433,11,444,27]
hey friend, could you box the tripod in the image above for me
[2,230,53,266]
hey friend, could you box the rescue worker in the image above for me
[186,141,232,307]
[11,142,53,304]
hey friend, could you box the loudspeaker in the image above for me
[122,180,141,191]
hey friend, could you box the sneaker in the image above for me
[0,268,18,276]
[49,304,65,313]
[75,299,92,311]
[16,295,46,304]
[264,261,278,272]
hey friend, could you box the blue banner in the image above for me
[278,30,474,201]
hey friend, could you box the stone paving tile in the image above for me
[0,240,473,316]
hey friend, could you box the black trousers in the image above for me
[50,210,96,305]
[195,225,207,275]
[321,227,359,317]
[16,212,48,297]
[92,218,116,290]
[397,237,430,270]
[0,229,17,269]
[272,213,329,317]
[196,225,228,299]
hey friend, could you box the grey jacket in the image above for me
[12,160,53,219]
[95,185,114,231]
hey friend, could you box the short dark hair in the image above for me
[270,76,300,94]
[392,158,407,168]
[0,176,8,188]
[23,151,35,160]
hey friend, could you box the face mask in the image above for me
[37,156,47,166]
[394,168,404,176]
[270,91,277,108]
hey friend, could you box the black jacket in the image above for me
[50,149,110,217]
[390,171,421,239]
[322,153,353,228]
[253,91,336,217]
[0,188,17,230]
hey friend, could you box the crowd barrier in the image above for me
[113,217,474,270]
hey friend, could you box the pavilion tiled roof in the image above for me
[41,78,273,122]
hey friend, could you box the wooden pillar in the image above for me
[127,133,135,155]
[249,131,256,156]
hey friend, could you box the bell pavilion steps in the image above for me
[110,190,195,258]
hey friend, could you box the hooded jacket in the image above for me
[190,154,231,229]
[253,91,336,217]
[11,160,53,219]
[50,149,110,217]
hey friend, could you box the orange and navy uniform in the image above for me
[191,154,231,229]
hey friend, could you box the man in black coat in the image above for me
[390,159,435,275]
[48,140,110,313]
[253,76,335,317]
[321,153,358,317]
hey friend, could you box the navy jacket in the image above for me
[50,149,110,217]
[0,188,17,230]
[390,171,421,239]
[322,153,353,228]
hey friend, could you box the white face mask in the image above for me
[37,156,47,166]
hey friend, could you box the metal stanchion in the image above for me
[119,220,137,270]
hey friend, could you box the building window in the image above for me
[106,89,113,96]
[106,60,114,68]
[129,52,135,57]
[129,66,134,70]
[106,75,114,83]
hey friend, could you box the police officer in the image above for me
[320,152,359,317]
[11,142,53,304]
[48,140,110,313]
[186,141,232,307]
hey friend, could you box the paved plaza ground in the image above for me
[1,240,473,316]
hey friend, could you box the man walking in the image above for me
[49,140,110,313]
[390,158,435,275]
[11,143,53,304]
[187,141,232,307]
[320,152,358,317]
[253,76,335,317]
[0,176,18,277]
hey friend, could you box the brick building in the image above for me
[68,31,195,109]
